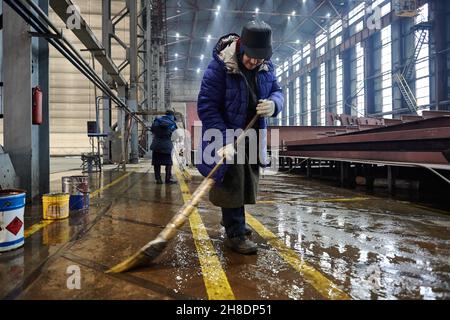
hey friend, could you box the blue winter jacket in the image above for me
[196,34,284,182]
[150,115,177,154]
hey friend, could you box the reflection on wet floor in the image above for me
[0,162,449,300]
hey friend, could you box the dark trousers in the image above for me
[154,165,172,182]
[221,207,245,238]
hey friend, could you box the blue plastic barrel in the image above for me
[69,194,90,211]
[0,189,26,252]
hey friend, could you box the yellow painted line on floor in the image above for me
[24,220,54,238]
[405,203,450,216]
[175,168,235,300]
[257,197,372,205]
[245,212,351,300]
[24,171,133,238]
[89,172,133,198]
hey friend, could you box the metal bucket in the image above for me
[0,189,26,252]
[42,193,70,220]
[62,176,89,195]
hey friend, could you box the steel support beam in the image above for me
[49,0,127,87]
[128,0,139,164]
[102,0,112,164]
[433,0,447,110]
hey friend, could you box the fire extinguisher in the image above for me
[32,86,42,125]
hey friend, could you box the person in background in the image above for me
[150,110,178,184]
[196,20,283,254]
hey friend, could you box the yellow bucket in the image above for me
[42,193,70,220]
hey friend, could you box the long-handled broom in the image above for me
[107,115,260,273]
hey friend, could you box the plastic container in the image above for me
[0,189,26,252]
[42,193,70,220]
[69,194,90,211]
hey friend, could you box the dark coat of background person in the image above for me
[150,115,177,166]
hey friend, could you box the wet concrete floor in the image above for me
[0,160,449,300]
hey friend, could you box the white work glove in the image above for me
[217,144,235,161]
[256,99,276,117]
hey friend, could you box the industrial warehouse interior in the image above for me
[0,0,449,305]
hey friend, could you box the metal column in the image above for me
[433,0,447,110]
[128,0,139,163]
[38,0,50,195]
[102,0,112,164]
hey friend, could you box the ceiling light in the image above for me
[292,11,296,16]
[197,68,200,74]
[255,8,259,13]
[176,32,179,39]
[174,67,178,71]
[200,54,204,60]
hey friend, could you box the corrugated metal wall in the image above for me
[49,0,128,155]
[0,0,130,155]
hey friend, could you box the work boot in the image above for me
[156,179,163,184]
[220,220,252,237]
[225,236,257,255]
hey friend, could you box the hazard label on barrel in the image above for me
[6,217,23,236]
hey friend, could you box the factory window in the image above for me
[355,21,364,33]
[303,44,311,64]
[356,43,365,116]
[348,3,365,26]
[295,77,301,125]
[320,63,326,125]
[330,20,342,39]
[306,75,312,126]
[283,61,290,78]
[336,55,344,115]
[276,66,283,83]
[381,25,393,116]
[293,51,301,72]
[330,19,343,47]
[316,33,327,56]
[372,0,392,17]
[415,3,430,109]
[381,2,392,16]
